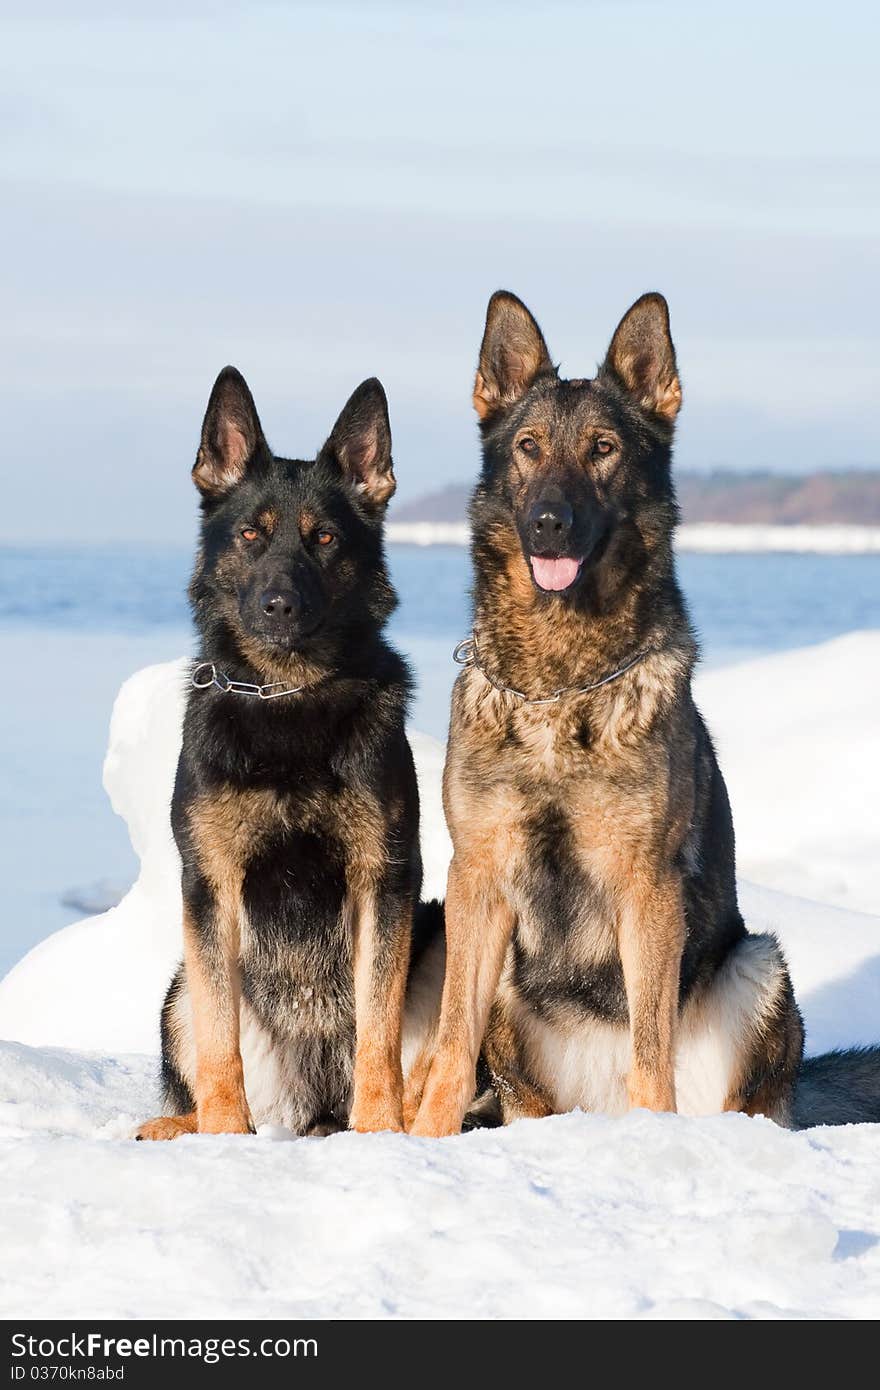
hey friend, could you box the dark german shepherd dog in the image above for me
[137,368,435,1139]
[406,290,880,1136]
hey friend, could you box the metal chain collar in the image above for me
[452,635,650,706]
[191,661,309,700]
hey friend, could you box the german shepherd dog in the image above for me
[137,368,438,1139]
[406,290,880,1136]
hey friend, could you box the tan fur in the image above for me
[497,933,793,1119]
[235,633,329,689]
[611,345,681,421]
[186,789,275,1130]
[138,789,288,1141]
[481,1000,554,1123]
[617,870,684,1111]
[192,420,253,496]
[358,469,396,506]
[408,804,519,1135]
[189,788,284,885]
[349,894,410,1132]
[335,426,396,505]
[655,375,682,421]
[138,776,406,1139]
[402,1049,433,1131]
[335,790,389,891]
[719,937,802,1123]
[604,291,682,423]
[135,894,252,1141]
[472,371,495,421]
[472,291,553,421]
[411,626,695,1135]
[183,903,253,1135]
[136,1114,197,1141]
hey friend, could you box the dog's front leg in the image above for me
[349,891,410,1133]
[409,856,515,1137]
[185,897,254,1136]
[617,868,685,1113]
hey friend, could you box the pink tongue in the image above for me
[530,556,581,592]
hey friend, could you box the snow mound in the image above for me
[0,662,187,1055]
[695,632,880,915]
[59,878,128,916]
[1,1038,878,1319]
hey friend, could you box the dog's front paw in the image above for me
[402,1052,432,1131]
[402,1089,422,1132]
[351,1053,404,1133]
[197,1090,255,1135]
[134,1113,197,1141]
[408,1056,471,1136]
[408,1092,465,1138]
[349,1090,404,1134]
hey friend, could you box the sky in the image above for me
[2,1,879,542]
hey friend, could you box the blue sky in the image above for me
[2,1,878,540]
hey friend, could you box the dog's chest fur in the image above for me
[185,772,386,1036]
[448,683,668,1024]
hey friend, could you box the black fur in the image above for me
[795,1048,880,1128]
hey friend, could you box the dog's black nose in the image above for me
[527,497,574,551]
[260,587,298,619]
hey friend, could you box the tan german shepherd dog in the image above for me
[404,291,880,1136]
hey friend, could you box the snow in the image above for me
[386,522,880,553]
[696,632,880,916]
[677,524,880,554]
[59,878,127,916]
[2,1040,878,1320]
[0,637,878,1319]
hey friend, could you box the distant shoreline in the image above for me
[386,522,880,554]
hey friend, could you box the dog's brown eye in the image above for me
[595,438,614,456]
[241,527,259,542]
[519,437,539,457]
[317,531,335,547]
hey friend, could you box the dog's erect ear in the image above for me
[321,378,395,508]
[193,367,267,497]
[601,293,681,422]
[473,291,554,421]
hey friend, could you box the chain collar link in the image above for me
[453,635,650,705]
[191,661,309,700]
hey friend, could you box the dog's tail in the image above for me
[793,1047,880,1128]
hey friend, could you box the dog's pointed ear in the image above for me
[321,378,395,508]
[601,293,681,422]
[473,291,554,421]
[193,367,267,497]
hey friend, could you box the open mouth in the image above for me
[529,555,583,592]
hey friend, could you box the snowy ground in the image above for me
[0,637,878,1319]
[2,1043,879,1320]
